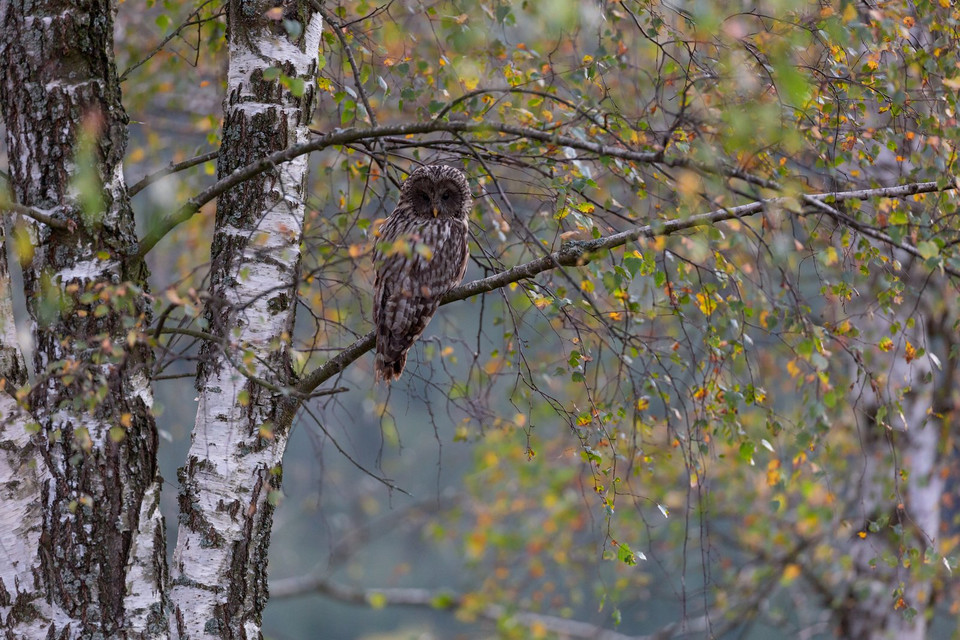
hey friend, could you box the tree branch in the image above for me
[276,178,959,427]
[128,150,219,198]
[270,577,656,640]
[2,202,73,231]
[135,119,671,257]
[118,0,220,82]
[311,1,378,127]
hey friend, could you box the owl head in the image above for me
[398,165,472,220]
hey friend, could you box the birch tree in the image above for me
[167,3,322,637]
[0,0,164,636]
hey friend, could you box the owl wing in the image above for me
[373,212,469,381]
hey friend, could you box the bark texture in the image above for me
[0,0,165,637]
[168,3,321,638]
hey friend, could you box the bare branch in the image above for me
[135,119,666,257]
[128,150,219,198]
[270,578,648,640]
[280,178,959,423]
[311,1,378,127]
[118,0,220,82]
[2,202,72,231]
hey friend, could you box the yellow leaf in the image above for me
[943,77,960,90]
[465,531,487,559]
[415,243,434,260]
[767,459,781,486]
[781,563,802,584]
[904,340,917,363]
[695,291,717,316]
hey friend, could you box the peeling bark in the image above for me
[168,3,321,638]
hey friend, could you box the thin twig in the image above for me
[311,1,378,127]
[135,119,663,257]
[118,0,220,82]
[270,577,682,640]
[2,202,72,231]
[129,150,219,198]
[280,178,959,422]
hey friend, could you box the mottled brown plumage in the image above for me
[373,165,471,382]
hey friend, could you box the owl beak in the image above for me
[432,207,439,218]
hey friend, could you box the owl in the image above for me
[373,165,472,382]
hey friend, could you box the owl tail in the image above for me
[374,350,407,382]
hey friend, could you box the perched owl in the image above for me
[373,165,471,382]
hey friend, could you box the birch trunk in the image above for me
[0,0,166,637]
[168,3,321,637]
[839,297,952,640]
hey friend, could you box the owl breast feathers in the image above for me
[373,165,471,382]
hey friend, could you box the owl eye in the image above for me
[441,190,452,201]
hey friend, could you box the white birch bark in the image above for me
[0,220,60,638]
[0,1,166,636]
[168,3,322,637]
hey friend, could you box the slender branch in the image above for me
[281,178,959,419]
[139,117,955,260]
[118,0,220,82]
[135,119,667,257]
[800,193,960,278]
[434,87,608,130]
[1,202,72,231]
[311,2,378,127]
[158,327,348,399]
[128,150,219,198]
[270,578,646,640]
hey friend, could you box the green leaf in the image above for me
[617,542,637,566]
[287,77,305,97]
[917,240,939,260]
[889,210,909,225]
[774,59,811,106]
